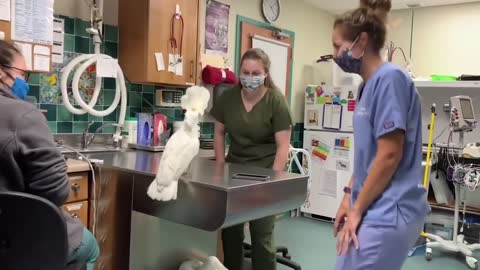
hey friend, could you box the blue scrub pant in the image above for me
[334,216,424,270]
[68,228,100,270]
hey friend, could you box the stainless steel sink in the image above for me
[58,144,125,154]
[54,133,125,154]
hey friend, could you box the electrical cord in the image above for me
[433,125,448,143]
[58,144,97,236]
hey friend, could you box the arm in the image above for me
[334,175,353,236]
[214,120,226,163]
[352,130,405,214]
[341,175,353,204]
[272,129,291,171]
[16,109,70,206]
[271,93,293,171]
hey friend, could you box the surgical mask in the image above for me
[334,37,363,74]
[11,77,30,100]
[240,75,266,92]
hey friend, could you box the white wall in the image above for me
[388,2,480,78]
[387,9,413,67]
[412,2,480,77]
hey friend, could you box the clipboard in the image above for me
[322,103,343,130]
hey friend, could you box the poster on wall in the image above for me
[11,0,54,45]
[205,0,230,56]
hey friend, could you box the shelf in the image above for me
[414,81,480,89]
[429,201,480,216]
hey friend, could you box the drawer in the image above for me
[66,172,89,203]
[64,201,89,227]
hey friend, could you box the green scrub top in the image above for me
[210,85,292,168]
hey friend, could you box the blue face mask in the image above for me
[334,37,363,74]
[11,77,30,100]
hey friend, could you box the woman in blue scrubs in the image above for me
[330,1,430,269]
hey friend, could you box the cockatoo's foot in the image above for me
[160,181,178,201]
[202,257,227,270]
[147,180,178,201]
[178,256,227,270]
[178,260,203,270]
[147,180,162,200]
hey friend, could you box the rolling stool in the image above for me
[0,191,86,270]
[243,242,301,270]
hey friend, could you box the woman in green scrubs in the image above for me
[211,48,292,270]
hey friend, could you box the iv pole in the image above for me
[425,107,480,269]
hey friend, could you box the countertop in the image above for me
[65,149,215,173]
[66,158,90,173]
[81,150,304,191]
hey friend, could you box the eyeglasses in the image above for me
[0,64,30,81]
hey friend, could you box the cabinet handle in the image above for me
[190,60,194,79]
[71,183,81,192]
[71,213,80,219]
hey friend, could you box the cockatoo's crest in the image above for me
[181,86,210,114]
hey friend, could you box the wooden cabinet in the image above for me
[64,201,89,227]
[66,172,89,203]
[118,0,200,86]
[64,172,91,228]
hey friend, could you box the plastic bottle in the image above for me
[121,131,129,148]
[125,117,138,144]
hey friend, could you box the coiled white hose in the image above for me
[60,44,127,142]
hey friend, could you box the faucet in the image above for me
[81,121,124,150]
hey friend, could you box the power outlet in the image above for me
[443,103,451,112]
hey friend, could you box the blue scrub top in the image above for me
[352,62,430,226]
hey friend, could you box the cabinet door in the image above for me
[147,0,199,86]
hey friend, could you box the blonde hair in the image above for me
[334,0,392,52]
[240,48,279,90]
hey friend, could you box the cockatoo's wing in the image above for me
[148,85,208,202]
[147,129,200,201]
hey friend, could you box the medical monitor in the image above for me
[450,95,477,132]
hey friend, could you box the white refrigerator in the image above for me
[301,85,358,219]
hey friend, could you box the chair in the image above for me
[0,191,85,270]
[243,242,301,270]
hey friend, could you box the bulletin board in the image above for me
[0,0,54,73]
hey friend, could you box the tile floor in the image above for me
[265,217,477,270]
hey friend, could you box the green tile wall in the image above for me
[31,16,185,134]
[36,16,306,142]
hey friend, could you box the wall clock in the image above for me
[262,0,281,23]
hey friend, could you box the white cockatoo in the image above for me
[178,256,227,270]
[147,86,210,201]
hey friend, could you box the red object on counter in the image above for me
[153,113,168,146]
[201,65,238,85]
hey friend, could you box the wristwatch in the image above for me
[343,186,352,194]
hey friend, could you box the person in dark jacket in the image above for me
[0,40,99,270]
